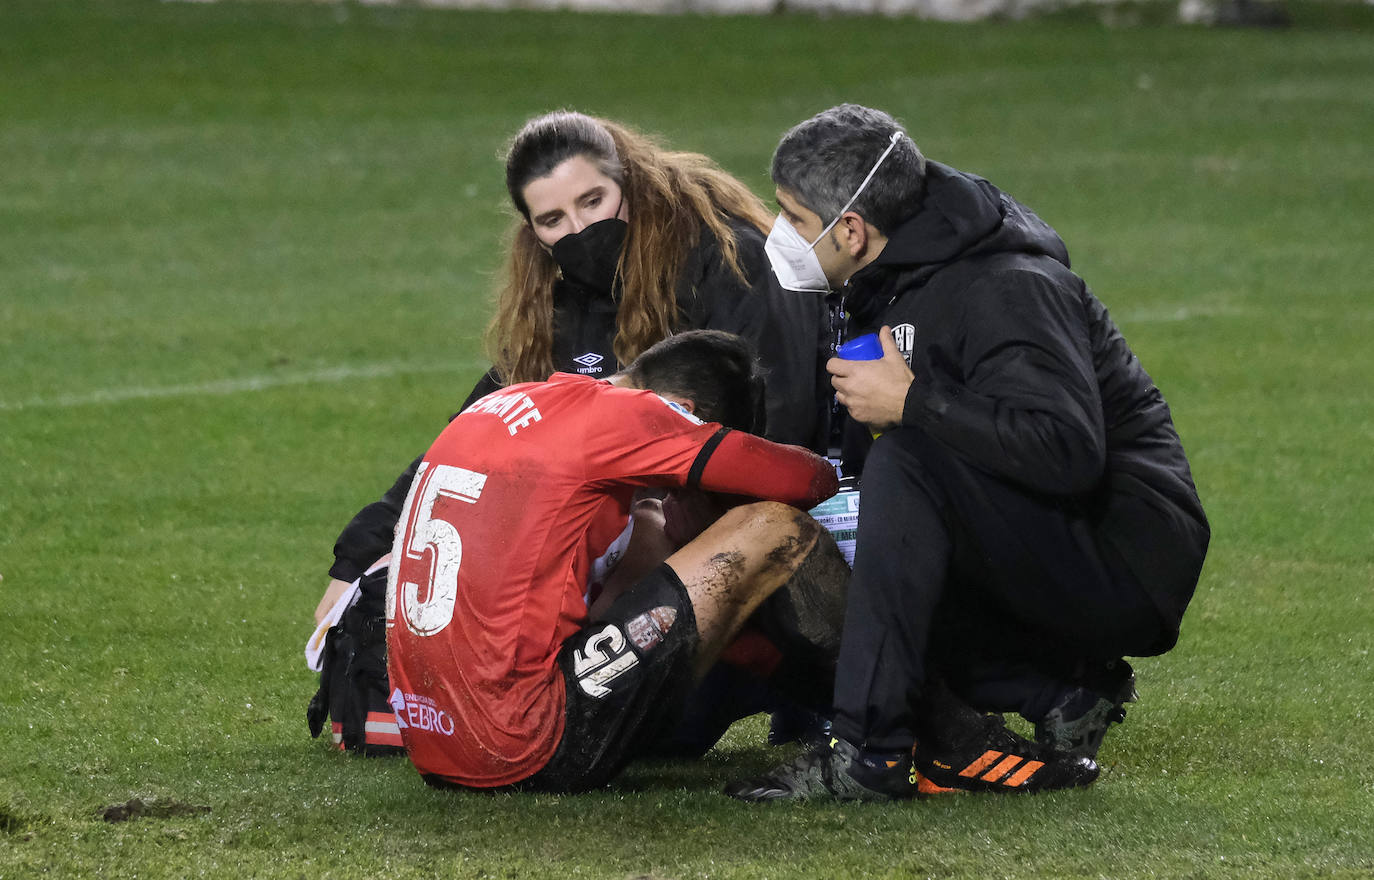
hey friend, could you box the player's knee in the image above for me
[720,499,807,531]
[727,501,822,571]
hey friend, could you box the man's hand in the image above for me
[827,326,914,432]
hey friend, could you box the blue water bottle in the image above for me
[837,333,883,361]
[836,332,885,438]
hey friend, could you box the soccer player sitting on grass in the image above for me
[383,330,839,792]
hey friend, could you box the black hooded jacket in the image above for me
[840,162,1209,629]
[327,219,829,584]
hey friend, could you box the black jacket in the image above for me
[328,219,829,583]
[840,162,1209,627]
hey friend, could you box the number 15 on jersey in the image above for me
[386,462,488,638]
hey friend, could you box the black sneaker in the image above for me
[916,711,1100,794]
[724,736,916,802]
[1035,660,1138,759]
[766,707,832,747]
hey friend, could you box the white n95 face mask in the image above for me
[765,214,832,293]
[765,130,906,294]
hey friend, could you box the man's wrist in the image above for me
[896,378,921,427]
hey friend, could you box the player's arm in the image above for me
[689,429,838,510]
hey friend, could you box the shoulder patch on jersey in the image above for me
[655,395,704,425]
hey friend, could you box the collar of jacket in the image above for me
[840,161,1069,329]
[838,161,1000,328]
[554,277,620,314]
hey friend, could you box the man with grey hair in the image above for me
[728,104,1209,802]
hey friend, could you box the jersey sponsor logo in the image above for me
[463,390,543,435]
[389,688,455,737]
[891,323,916,367]
[572,623,640,699]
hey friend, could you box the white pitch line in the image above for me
[0,360,486,412]
[1114,304,1252,323]
[1115,305,1374,324]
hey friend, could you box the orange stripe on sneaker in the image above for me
[958,750,1004,778]
[981,755,1024,783]
[916,772,960,795]
[1004,760,1045,787]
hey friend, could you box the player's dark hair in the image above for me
[625,330,765,434]
[771,103,927,235]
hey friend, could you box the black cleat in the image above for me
[912,678,1100,794]
[916,712,1100,794]
[1035,660,1138,759]
[724,736,916,802]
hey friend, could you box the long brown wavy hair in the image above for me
[486,111,774,385]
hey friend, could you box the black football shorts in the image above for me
[520,562,700,792]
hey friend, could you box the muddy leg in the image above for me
[664,501,821,680]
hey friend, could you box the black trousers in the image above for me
[831,428,1173,752]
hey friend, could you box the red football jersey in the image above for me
[385,373,835,787]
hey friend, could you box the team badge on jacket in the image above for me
[891,323,916,367]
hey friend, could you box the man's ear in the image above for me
[837,212,870,258]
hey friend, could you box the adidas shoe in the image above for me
[1035,660,1138,759]
[724,736,917,802]
[916,712,1100,794]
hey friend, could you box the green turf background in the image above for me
[1,1,1371,877]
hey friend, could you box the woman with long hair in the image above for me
[492,111,780,387]
[320,110,828,613]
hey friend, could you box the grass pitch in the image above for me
[2,1,1372,877]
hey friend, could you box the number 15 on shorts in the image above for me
[572,624,640,698]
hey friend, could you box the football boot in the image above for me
[1035,659,1138,759]
[724,735,917,802]
[916,711,1099,794]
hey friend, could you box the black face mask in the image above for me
[550,217,628,294]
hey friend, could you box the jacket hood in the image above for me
[870,161,1070,273]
